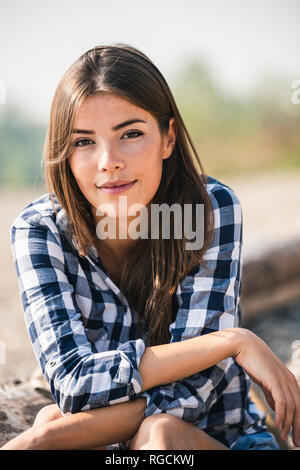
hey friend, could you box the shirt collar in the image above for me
[56,207,70,233]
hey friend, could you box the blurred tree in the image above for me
[0,107,46,186]
[172,58,300,177]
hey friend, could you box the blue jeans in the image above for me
[231,431,280,450]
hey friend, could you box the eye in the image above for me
[73,138,94,147]
[122,131,144,140]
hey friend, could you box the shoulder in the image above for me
[204,175,242,213]
[204,175,243,229]
[10,193,74,263]
[11,193,63,230]
[203,176,243,252]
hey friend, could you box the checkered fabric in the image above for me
[10,176,268,449]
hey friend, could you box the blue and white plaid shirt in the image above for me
[10,176,267,449]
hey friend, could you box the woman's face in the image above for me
[69,92,176,221]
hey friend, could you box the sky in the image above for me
[0,0,299,124]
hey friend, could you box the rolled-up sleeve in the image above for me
[10,216,145,415]
[139,185,243,422]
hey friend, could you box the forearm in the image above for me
[139,327,245,392]
[1,397,147,450]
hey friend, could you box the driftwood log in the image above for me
[0,381,53,447]
[241,237,300,320]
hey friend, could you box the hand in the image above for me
[234,328,300,447]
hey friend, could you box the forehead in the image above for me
[74,92,153,126]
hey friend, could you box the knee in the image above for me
[141,414,179,430]
[33,404,63,428]
[130,414,180,450]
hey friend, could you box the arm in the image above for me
[139,327,241,392]
[1,397,148,450]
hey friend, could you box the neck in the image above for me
[94,236,138,263]
[92,211,139,262]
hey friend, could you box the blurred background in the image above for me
[0,0,299,425]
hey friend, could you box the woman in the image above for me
[2,44,299,450]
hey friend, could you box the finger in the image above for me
[288,380,300,447]
[280,384,294,442]
[292,405,300,448]
[273,387,286,432]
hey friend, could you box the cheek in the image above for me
[69,157,91,188]
[140,159,163,202]
[149,164,163,190]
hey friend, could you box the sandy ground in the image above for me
[224,168,300,261]
[0,186,43,384]
[0,168,300,385]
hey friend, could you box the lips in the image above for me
[97,180,137,194]
[99,180,136,188]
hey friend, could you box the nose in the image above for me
[96,147,125,173]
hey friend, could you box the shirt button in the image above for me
[49,360,56,367]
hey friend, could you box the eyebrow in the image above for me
[72,118,147,134]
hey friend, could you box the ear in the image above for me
[162,117,177,160]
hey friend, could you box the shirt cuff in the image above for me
[111,339,145,396]
[139,380,207,421]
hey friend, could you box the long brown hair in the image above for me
[43,43,215,347]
